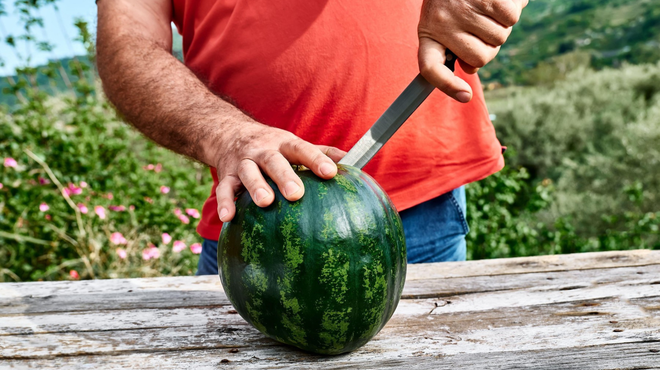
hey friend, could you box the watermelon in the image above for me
[218,164,406,355]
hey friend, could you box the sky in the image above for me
[0,0,97,76]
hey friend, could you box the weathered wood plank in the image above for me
[1,250,658,369]
[407,249,660,280]
[1,250,656,302]
[1,264,658,315]
[2,273,657,336]
[403,263,660,299]
[0,293,657,338]
[1,337,658,369]
[1,275,657,358]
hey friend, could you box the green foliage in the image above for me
[0,86,212,281]
[466,160,660,259]
[0,16,211,282]
[470,63,660,259]
[480,0,660,86]
[466,158,554,260]
[1,0,658,281]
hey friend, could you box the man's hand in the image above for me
[212,123,345,222]
[418,0,528,102]
[97,0,344,223]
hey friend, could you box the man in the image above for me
[96,0,527,273]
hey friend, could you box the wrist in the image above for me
[200,115,262,169]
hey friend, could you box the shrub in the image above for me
[487,63,660,239]
[0,81,211,282]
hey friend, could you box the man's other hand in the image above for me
[212,124,345,222]
[418,0,528,102]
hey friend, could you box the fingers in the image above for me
[475,0,523,28]
[237,158,279,206]
[418,0,525,84]
[216,175,242,222]
[215,127,346,217]
[458,59,479,75]
[418,37,473,103]
[253,150,306,201]
[445,32,501,70]
[279,139,338,179]
[317,145,347,163]
[464,13,513,48]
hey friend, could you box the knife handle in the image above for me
[445,49,457,72]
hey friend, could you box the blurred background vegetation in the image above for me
[0,0,658,281]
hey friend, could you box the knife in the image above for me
[338,50,457,169]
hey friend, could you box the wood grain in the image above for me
[3,341,659,370]
[0,250,658,369]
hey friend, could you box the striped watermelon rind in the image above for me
[218,164,406,355]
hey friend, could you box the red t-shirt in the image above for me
[171,0,504,241]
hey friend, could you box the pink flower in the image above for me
[39,203,49,212]
[0,183,3,189]
[190,243,202,254]
[79,181,88,188]
[154,163,162,173]
[173,240,187,253]
[142,245,161,260]
[161,233,172,244]
[3,157,17,168]
[109,205,126,212]
[110,232,127,245]
[116,248,128,259]
[160,186,170,194]
[106,192,114,200]
[38,177,50,185]
[45,214,52,220]
[144,164,155,171]
[144,197,153,204]
[129,205,135,211]
[178,214,190,224]
[173,208,182,216]
[77,203,89,214]
[186,208,200,219]
[69,270,80,280]
[94,206,106,219]
[63,183,82,196]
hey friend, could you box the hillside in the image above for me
[0,57,94,106]
[480,0,660,86]
[2,0,659,105]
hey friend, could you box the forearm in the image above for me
[96,1,256,167]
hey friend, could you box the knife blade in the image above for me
[338,50,457,169]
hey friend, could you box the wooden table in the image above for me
[1,250,659,369]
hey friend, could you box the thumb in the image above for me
[418,37,473,103]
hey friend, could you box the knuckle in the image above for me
[419,61,434,79]
[470,54,489,69]
[237,160,252,175]
[492,0,520,26]
[289,139,310,155]
[260,150,281,168]
[237,164,260,189]
[311,152,330,167]
[492,31,508,46]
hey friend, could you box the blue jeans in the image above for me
[196,186,468,275]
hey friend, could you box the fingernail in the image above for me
[219,208,228,221]
[254,188,270,204]
[284,181,301,197]
[320,163,335,176]
[456,91,471,103]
